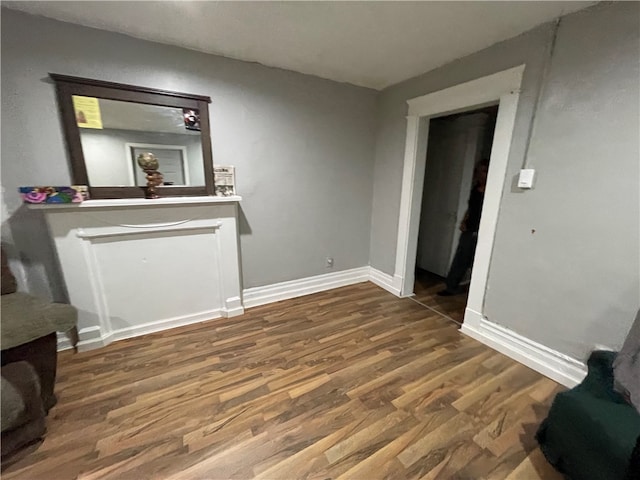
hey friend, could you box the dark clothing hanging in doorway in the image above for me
[466,188,485,233]
[443,186,485,293]
[445,231,478,293]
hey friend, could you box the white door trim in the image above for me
[393,65,525,329]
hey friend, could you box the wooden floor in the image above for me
[413,269,468,324]
[3,282,564,480]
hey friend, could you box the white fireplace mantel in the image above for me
[29,195,242,210]
[32,196,244,351]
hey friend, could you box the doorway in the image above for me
[413,106,498,323]
[392,65,524,330]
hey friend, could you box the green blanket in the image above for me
[537,351,640,480]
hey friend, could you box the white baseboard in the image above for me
[56,332,74,351]
[60,267,396,351]
[243,267,371,309]
[56,325,106,352]
[110,309,222,344]
[369,267,402,296]
[463,307,484,326]
[222,296,244,318]
[461,315,587,388]
[56,267,587,391]
[58,309,222,352]
[60,267,375,351]
[221,306,245,318]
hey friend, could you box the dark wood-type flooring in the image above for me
[412,269,468,324]
[3,282,563,479]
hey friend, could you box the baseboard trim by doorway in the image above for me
[461,317,587,388]
[369,267,402,296]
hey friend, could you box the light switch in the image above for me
[518,169,536,189]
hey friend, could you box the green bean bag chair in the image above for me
[537,350,640,480]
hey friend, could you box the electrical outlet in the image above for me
[326,256,334,268]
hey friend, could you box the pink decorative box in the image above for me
[19,186,89,204]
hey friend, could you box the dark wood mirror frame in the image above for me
[50,74,215,199]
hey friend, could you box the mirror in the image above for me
[51,74,215,199]
[78,99,204,187]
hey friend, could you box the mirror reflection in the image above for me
[75,97,205,187]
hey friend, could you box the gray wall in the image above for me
[3,4,638,362]
[1,8,377,297]
[370,2,639,360]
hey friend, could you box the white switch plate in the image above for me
[518,169,536,189]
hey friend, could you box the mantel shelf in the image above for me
[27,195,242,210]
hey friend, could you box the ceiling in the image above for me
[4,1,595,90]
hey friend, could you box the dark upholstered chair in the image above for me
[1,248,77,461]
[1,361,46,458]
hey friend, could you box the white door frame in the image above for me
[393,65,525,328]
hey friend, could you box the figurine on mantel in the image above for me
[136,152,164,199]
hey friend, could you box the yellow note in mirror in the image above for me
[72,95,103,129]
